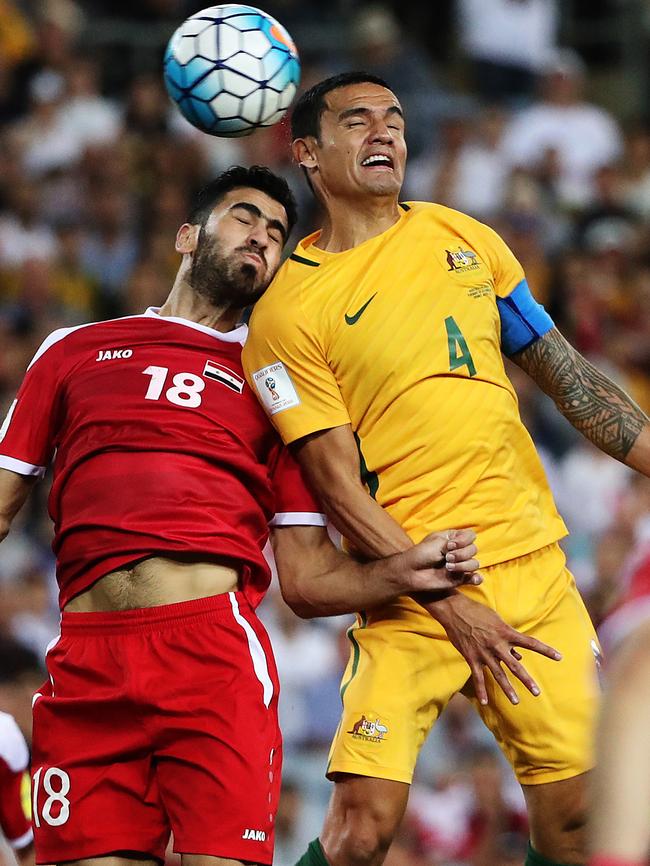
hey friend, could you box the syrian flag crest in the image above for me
[203,360,245,393]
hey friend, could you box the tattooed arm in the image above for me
[511,327,650,473]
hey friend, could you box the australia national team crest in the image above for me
[445,246,481,272]
[348,715,388,743]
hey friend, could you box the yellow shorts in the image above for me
[328,542,600,786]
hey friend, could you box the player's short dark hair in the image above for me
[291,71,393,142]
[187,165,297,237]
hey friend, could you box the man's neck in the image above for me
[158,278,241,332]
[314,195,402,253]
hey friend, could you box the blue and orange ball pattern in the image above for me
[164,4,301,137]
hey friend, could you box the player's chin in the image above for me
[238,268,269,303]
[363,173,402,196]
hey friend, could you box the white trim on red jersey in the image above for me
[0,713,28,774]
[269,511,327,527]
[144,307,248,344]
[0,454,46,477]
[9,827,33,850]
[25,309,247,373]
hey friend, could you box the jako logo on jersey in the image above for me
[203,360,245,393]
[242,829,267,841]
[96,349,133,361]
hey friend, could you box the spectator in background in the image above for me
[57,55,122,149]
[262,587,342,751]
[502,49,623,209]
[0,179,58,270]
[0,0,36,125]
[79,186,139,315]
[457,0,558,106]
[0,637,45,744]
[618,123,650,222]
[394,745,528,866]
[8,69,82,177]
[0,710,34,866]
[404,104,509,219]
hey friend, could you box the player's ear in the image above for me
[175,223,198,255]
[292,137,318,171]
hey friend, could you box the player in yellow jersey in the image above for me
[242,73,650,866]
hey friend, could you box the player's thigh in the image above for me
[152,593,281,866]
[327,602,473,784]
[474,548,600,785]
[32,633,169,865]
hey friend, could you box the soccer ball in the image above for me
[163,4,301,137]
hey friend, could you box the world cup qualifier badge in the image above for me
[348,715,389,743]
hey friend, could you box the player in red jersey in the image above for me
[0,711,33,866]
[0,166,482,866]
[589,536,650,866]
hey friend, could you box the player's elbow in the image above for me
[0,516,11,544]
[278,578,317,619]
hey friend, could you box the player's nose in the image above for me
[247,224,269,249]
[368,121,393,143]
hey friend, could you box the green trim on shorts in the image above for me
[327,614,368,777]
[340,612,367,702]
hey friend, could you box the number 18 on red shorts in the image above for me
[30,593,282,865]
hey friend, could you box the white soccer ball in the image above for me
[163,4,301,137]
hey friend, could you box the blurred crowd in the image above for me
[2,1,650,865]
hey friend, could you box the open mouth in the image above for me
[361,154,394,170]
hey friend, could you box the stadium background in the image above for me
[2,0,650,863]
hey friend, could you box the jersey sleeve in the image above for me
[0,717,32,849]
[267,444,327,527]
[477,222,555,356]
[242,297,351,445]
[0,330,66,477]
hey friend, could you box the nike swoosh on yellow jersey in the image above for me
[345,293,377,325]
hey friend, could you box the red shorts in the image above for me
[31,592,281,865]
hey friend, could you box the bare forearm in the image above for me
[302,474,463,610]
[319,476,412,558]
[513,328,650,468]
[278,546,413,618]
[0,469,35,541]
[272,524,478,618]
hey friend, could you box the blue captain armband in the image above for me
[496,279,554,356]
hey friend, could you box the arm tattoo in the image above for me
[512,327,648,462]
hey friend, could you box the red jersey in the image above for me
[0,712,32,850]
[0,309,325,609]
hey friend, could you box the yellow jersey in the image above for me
[243,201,567,566]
